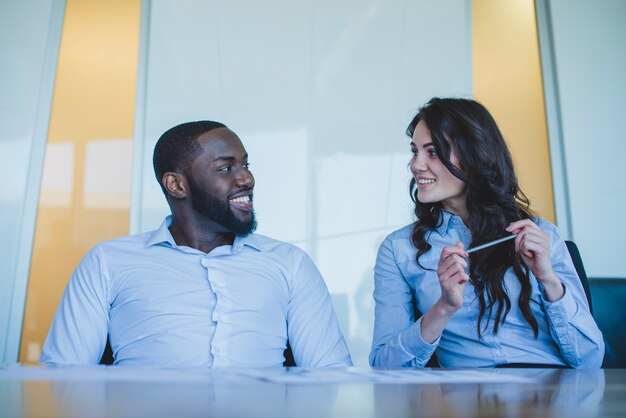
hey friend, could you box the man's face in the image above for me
[187,128,256,236]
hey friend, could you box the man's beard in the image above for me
[188,177,257,236]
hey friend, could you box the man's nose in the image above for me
[235,167,254,188]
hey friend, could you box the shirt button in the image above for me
[495,350,502,356]
[201,258,209,267]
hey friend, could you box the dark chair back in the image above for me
[99,337,114,365]
[565,240,593,314]
[589,278,626,368]
[99,336,296,366]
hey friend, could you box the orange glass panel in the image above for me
[472,0,556,222]
[19,0,141,364]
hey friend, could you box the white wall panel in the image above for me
[134,0,472,365]
[545,0,626,278]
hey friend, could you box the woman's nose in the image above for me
[410,155,426,174]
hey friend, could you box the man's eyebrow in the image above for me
[212,153,248,162]
[213,156,235,162]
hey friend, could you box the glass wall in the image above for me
[18,0,141,364]
[0,0,64,364]
[133,0,473,366]
[7,0,576,365]
[540,0,626,278]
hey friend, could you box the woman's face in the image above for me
[410,119,467,217]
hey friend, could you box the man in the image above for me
[41,121,352,367]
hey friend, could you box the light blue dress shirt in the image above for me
[370,212,604,368]
[41,216,352,367]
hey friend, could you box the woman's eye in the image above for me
[428,150,438,158]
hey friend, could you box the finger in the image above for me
[452,270,470,285]
[517,231,549,256]
[516,224,548,241]
[449,270,470,286]
[506,219,537,234]
[439,262,469,286]
[441,244,467,257]
[440,270,469,291]
[520,239,550,259]
[439,254,468,272]
[439,245,467,265]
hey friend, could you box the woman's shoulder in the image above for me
[377,223,418,262]
[383,223,414,243]
[531,216,562,237]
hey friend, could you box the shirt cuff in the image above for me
[400,316,440,364]
[543,283,577,323]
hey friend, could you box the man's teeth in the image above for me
[230,196,251,203]
[418,179,435,184]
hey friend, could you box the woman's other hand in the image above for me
[506,219,564,301]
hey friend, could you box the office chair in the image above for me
[589,278,626,368]
[99,336,297,366]
[564,240,593,314]
[99,336,114,365]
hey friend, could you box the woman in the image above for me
[370,97,604,368]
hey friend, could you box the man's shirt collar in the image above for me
[146,215,263,253]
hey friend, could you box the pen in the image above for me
[466,234,518,254]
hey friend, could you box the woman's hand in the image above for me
[506,219,564,301]
[420,242,469,344]
[436,242,470,312]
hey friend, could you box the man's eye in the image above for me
[218,166,232,172]
[243,162,251,170]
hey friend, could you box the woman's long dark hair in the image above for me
[408,97,538,337]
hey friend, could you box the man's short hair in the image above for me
[152,121,227,194]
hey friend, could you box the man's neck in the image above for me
[168,214,235,254]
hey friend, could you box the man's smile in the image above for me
[229,194,253,211]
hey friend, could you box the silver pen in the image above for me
[466,234,518,254]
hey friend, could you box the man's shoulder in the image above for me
[245,233,306,256]
[88,230,156,256]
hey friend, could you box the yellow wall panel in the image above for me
[473,0,555,222]
[19,0,141,364]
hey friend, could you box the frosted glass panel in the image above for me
[136,0,472,365]
[548,0,626,277]
[0,0,62,363]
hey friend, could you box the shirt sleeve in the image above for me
[539,223,605,368]
[286,249,353,367]
[369,236,438,368]
[40,246,110,365]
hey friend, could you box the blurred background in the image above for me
[1,0,624,366]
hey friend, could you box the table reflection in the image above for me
[0,367,610,418]
[12,368,339,418]
[374,369,605,418]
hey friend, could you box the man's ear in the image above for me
[162,172,187,199]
